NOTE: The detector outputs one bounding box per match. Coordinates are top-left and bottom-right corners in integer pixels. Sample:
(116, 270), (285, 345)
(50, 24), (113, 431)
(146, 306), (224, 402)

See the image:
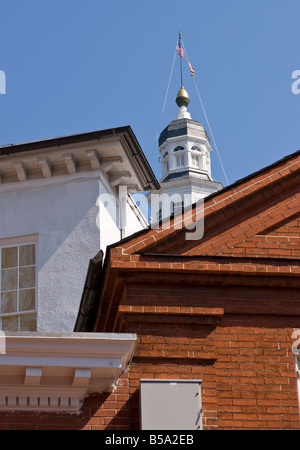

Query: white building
(0, 126), (159, 333)
(150, 86), (223, 219)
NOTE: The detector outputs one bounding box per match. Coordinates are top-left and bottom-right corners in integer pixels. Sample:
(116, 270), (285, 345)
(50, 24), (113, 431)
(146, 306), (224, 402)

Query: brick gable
(215, 210), (300, 259)
(94, 150), (300, 338)
(118, 149), (299, 259)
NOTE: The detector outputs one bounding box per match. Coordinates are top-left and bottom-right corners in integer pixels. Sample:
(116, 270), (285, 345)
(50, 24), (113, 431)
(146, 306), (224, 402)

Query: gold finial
(176, 86), (190, 108)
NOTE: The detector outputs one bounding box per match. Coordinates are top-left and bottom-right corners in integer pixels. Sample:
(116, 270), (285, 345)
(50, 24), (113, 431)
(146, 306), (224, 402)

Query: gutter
(121, 128), (160, 191)
(73, 251), (104, 332)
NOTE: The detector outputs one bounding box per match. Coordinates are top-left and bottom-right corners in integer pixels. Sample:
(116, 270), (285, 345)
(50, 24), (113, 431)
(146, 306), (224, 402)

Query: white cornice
(0, 332), (136, 413)
(0, 170), (102, 194)
(0, 137), (146, 194)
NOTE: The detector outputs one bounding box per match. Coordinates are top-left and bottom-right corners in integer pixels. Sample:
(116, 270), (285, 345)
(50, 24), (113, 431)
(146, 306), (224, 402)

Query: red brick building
(0, 148), (299, 430)
(78, 148), (300, 430)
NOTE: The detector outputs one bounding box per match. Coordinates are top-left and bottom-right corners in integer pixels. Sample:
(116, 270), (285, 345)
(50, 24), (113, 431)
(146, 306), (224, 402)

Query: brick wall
(212, 325), (298, 429)
(123, 324), (299, 430)
(115, 282), (300, 430)
(96, 281), (300, 430)
(0, 281), (298, 430)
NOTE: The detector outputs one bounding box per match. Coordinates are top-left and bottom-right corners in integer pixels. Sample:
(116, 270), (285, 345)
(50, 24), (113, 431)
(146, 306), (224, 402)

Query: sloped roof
(74, 149), (300, 332)
(106, 148), (300, 253)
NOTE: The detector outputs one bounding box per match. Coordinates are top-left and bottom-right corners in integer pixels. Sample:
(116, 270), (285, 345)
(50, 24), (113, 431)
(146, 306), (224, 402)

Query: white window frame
(191, 154), (200, 167)
(0, 234), (38, 331)
(174, 146), (185, 152)
(175, 153), (185, 168)
(174, 146), (186, 168)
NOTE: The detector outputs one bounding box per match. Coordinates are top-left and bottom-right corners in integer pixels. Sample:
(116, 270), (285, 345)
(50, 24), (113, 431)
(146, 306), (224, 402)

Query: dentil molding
(0, 332), (136, 413)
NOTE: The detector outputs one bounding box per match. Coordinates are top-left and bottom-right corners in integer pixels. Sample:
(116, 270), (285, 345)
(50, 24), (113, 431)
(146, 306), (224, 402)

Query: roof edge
(207, 148), (300, 202)
(0, 126), (133, 155)
(0, 125), (160, 192)
(105, 148), (300, 252)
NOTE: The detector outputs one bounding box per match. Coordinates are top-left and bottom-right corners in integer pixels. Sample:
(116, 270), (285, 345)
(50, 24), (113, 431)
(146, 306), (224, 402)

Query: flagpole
(179, 32), (183, 86)
(180, 51), (183, 86)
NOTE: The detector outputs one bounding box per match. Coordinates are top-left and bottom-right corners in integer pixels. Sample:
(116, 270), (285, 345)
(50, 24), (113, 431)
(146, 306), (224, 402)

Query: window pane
(19, 289), (35, 311)
(1, 247), (18, 269)
(20, 312), (37, 331)
(0, 243), (36, 332)
(2, 315), (18, 331)
(19, 245), (35, 267)
(19, 266), (35, 289)
(176, 156), (182, 167)
(1, 268), (18, 291)
(1, 291), (17, 314)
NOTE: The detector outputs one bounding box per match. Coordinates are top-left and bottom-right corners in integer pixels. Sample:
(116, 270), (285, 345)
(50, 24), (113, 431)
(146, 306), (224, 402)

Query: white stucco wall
(0, 177), (100, 331)
(0, 175), (148, 332)
(97, 187), (148, 253)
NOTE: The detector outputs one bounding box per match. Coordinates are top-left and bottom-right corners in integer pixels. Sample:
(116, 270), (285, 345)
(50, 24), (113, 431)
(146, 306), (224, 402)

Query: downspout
(295, 354), (300, 423)
(292, 328), (300, 424)
(73, 251), (103, 332)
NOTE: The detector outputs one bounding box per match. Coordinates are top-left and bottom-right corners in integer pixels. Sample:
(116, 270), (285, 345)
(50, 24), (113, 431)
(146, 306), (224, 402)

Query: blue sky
(0, 0), (300, 187)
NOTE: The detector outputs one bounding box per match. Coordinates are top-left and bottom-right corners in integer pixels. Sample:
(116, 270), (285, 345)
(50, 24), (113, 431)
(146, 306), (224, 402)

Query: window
(162, 159), (169, 175)
(0, 243), (37, 331)
(191, 146), (202, 168)
(191, 154), (200, 168)
(175, 154), (185, 167)
(191, 145), (202, 152)
(162, 151), (169, 175)
(174, 146), (185, 168)
(171, 201), (184, 215)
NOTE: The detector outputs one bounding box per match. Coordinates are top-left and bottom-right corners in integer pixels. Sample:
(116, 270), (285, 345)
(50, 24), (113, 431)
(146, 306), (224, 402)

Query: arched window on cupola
(191, 146), (202, 168)
(174, 146), (185, 168)
(162, 151), (169, 174)
(191, 145), (202, 152)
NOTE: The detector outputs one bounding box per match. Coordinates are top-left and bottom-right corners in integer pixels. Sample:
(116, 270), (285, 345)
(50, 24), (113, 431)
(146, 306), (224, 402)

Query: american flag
(176, 40), (184, 59)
